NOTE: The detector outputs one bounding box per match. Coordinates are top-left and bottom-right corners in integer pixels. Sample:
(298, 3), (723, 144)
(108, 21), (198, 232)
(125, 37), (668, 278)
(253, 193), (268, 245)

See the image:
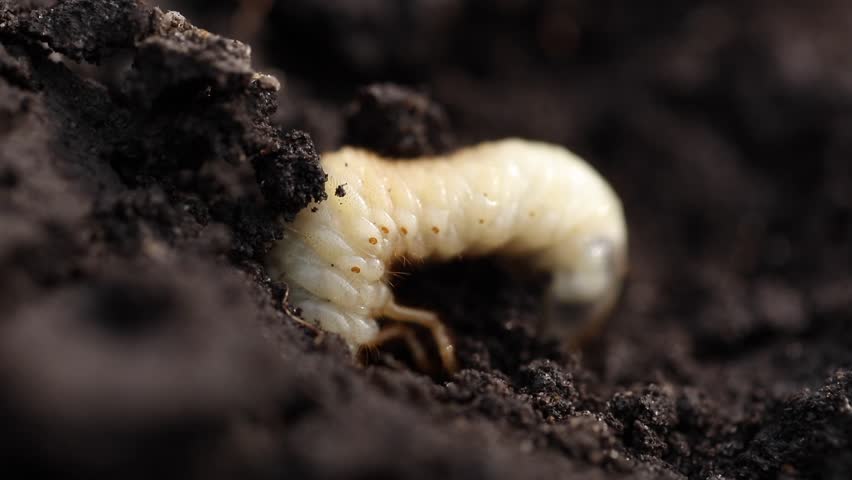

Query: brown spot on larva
(483, 192), (488, 197)
(351, 267), (361, 273)
(400, 227), (408, 235)
(432, 226), (440, 234)
(380, 226), (390, 234)
(479, 219), (485, 224)
(369, 237), (378, 245)
(529, 211), (536, 217)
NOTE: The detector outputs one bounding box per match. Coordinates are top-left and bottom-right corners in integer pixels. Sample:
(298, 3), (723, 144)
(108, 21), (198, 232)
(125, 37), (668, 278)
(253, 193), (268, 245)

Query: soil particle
(0, 43), (32, 89)
(127, 8), (253, 103)
(516, 359), (580, 422)
(344, 83), (454, 158)
(609, 384), (679, 458)
(251, 129), (327, 222)
(4, 0), (151, 63)
(736, 370), (852, 479)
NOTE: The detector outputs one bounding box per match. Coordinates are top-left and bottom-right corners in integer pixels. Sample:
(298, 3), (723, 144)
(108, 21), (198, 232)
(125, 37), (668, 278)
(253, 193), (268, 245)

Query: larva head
(542, 161), (628, 339)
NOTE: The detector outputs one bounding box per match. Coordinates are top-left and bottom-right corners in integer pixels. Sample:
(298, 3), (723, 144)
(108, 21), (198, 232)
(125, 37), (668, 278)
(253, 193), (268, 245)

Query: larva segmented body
(268, 139), (627, 369)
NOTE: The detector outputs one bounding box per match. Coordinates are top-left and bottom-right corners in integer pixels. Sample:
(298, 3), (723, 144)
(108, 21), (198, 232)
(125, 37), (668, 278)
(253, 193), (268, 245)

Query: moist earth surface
(1, 1), (851, 479)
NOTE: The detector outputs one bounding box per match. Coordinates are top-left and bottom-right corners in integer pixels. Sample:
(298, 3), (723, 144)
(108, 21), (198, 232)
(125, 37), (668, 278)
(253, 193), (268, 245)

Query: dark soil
(2, 1), (851, 479)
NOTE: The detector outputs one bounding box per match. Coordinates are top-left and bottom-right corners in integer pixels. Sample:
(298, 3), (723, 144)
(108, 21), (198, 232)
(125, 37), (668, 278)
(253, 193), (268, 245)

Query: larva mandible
(267, 139), (628, 372)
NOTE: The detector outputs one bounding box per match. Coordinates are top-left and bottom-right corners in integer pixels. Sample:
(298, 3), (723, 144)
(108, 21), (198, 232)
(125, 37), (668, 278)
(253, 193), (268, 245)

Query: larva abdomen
(387, 141), (623, 264)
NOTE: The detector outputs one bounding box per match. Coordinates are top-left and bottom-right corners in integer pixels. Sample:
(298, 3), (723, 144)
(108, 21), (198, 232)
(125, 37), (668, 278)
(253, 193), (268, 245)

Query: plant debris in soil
(1, 1), (852, 479)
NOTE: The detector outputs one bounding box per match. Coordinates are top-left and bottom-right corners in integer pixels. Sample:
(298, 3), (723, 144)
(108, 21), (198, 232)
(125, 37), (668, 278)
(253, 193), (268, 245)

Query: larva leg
(359, 324), (431, 373)
(381, 302), (458, 373)
(281, 286), (322, 334)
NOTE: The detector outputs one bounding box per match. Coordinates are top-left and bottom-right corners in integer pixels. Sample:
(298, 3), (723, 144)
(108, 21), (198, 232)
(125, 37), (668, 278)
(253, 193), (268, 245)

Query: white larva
(267, 138), (628, 371)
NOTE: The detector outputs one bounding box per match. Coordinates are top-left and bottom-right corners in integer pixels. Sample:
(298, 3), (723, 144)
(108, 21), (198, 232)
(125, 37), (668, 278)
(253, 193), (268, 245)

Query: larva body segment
(268, 139), (627, 361)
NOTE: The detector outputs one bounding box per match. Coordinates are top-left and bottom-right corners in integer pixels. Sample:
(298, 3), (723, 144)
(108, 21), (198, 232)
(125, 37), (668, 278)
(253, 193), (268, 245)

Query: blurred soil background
(1, 0), (851, 479)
